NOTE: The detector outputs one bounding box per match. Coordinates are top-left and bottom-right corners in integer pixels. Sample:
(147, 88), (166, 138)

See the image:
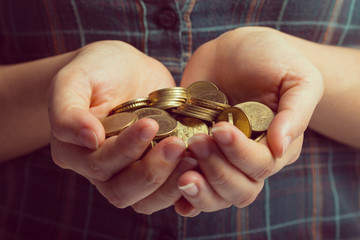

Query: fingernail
(139, 126), (155, 141)
(176, 157), (198, 174)
(79, 128), (99, 149)
(179, 182), (199, 197)
(164, 139), (186, 162)
(282, 136), (292, 156)
(187, 135), (210, 159)
(211, 126), (233, 145)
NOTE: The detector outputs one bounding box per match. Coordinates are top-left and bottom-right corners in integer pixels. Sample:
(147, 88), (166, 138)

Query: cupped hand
(176, 27), (324, 216)
(48, 40), (187, 209)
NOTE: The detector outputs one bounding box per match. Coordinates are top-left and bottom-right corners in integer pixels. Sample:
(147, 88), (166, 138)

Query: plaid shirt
(1, 0), (360, 239)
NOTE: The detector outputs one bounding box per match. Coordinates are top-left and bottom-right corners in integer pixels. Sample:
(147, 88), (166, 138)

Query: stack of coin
(110, 98), (150, 115)
(187, 81), (228, 105)
(148, 87), (188, 110)
(101, 81), (275, 145)
(172, 81), (230, 122)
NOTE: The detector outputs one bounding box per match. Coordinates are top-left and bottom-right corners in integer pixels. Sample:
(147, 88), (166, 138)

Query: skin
(173, 27), (360, 216)
(0, 27), (359, 216)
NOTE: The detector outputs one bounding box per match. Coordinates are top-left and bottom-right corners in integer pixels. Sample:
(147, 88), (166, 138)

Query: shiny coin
(228, 112), (234, 125)
(149, 101), (183, 110)
(253, 132), (266, 142)
(188, 98), (229, 111)
(101, 112), (138, 137)
(133, 107), (170, 119)
(187, 81), (219, 97)
(111, 98), (150, 115)
(172, 108), (214, 122)
(235, 101), (274, 132)
(194, 90), (228, 104)
(216, 107), (252, 137)
(147, 115), (177, 140)
(149, 87), (187, 98)
(175, 116), (209, 146)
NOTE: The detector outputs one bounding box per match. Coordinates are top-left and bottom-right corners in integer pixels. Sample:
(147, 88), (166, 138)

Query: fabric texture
(1, 0), (360, 239)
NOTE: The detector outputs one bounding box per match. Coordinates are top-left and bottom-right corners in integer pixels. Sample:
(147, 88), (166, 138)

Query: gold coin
(175, 116), (209, 146)
(172, 108), (214, 122)
(133, 107), (170, 119)
(193, 90), (228, 104)
(173, 103), (217, 122)
(149, 87), (187, 98)
(101, 112), (138, 137)
(149, 101), (183, 110)
(182, 104), (218, 116)
(235, 101), (274, 132)
(147, 115), (177, 140)
(228, 112), (234, 125)
(188, 97), (229, 111)
(187, 81), (219, 97)
(253, 132), (266, 142)
(111, 98), (149, 114)
(216, 107), (252, 137)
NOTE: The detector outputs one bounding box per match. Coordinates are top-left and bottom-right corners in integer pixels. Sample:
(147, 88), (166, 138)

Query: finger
(211, 122), (303, 181)
(48, 67), (105, 150)
(132, 155), (198, 215)
(187, 134), (263, 208)
(174, 197), (201, 217)
(94, 137), (186, 209)
(177, 170), (230, 212)
(267, 61), (323, 158)
(51, 118), (158, 181)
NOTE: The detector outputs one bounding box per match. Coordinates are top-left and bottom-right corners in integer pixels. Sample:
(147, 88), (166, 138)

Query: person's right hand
(48, 40), (187, 209)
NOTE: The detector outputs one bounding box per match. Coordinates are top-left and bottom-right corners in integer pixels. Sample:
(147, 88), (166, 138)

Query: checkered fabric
(1, 1), (360, 239)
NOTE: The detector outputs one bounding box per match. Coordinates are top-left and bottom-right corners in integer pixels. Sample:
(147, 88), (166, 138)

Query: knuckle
(250, 160), (275, 181)
(50, 117), (67, 141)
(51, 155), (68, 169)
(197, 198), (214, 211)
(88, 161), (109, 181)
(115, 132), (144, 161)
(157, 190), (181, 205)
(115, 143), (137, 163)
(233, 190), (258, 208)
(132, 202), (153, 215)
(143, 168), (164, 189)
(103, 186), (128, 209)
(207, 169), (232, 190)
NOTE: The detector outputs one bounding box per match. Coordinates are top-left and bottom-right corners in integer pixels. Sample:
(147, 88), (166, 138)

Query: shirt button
(156, 8), (178, 29)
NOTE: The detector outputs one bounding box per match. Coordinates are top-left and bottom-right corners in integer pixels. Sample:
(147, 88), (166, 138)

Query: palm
(181, 27), (323, 157)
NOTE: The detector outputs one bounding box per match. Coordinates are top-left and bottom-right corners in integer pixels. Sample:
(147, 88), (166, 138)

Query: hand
(48, 40), (187, 209)
(176, 27), (324, 216)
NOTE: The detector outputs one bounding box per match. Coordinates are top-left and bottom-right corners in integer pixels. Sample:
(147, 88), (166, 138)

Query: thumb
(48, 68), (105, 149)
(267, 64), (323, 158)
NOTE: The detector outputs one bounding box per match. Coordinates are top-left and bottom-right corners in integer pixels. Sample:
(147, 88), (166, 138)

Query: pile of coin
(101, 81), (275, 146)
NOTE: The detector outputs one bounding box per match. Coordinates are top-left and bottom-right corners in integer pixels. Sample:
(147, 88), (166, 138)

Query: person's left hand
(173, 27), (323, 216)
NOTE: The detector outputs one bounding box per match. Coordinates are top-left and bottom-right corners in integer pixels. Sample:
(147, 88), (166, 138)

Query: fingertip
(266, 113), (294, 158)
(179, 182), (199, 197)
(137, 118), (159, 141)
(52, 107), (105, 149)
(174, 197), (196, 217)
(79, 128), (99, 150)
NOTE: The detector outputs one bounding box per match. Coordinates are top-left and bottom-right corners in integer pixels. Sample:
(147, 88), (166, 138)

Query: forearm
(281, 31), (360, 148)
(0, 51), (78, 161)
